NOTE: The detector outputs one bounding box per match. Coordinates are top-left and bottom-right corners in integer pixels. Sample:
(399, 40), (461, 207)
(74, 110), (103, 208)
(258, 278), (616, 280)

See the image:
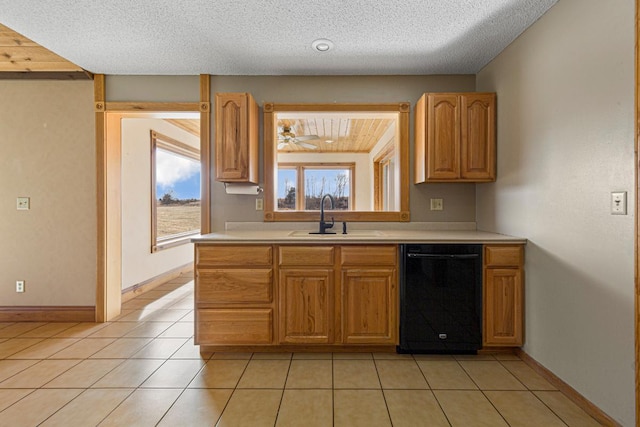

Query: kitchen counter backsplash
(224, 221), (478, 232)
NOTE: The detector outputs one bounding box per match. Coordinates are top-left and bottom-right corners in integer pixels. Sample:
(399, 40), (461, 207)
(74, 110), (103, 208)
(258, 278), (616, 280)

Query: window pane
(304, 169), (350, 210)
(277, 168), (297, 210)
(156, 148), (201, 239)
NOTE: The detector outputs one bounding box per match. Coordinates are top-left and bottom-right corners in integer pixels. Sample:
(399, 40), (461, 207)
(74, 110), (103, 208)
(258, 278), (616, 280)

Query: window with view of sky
(152, 131), (201, 250)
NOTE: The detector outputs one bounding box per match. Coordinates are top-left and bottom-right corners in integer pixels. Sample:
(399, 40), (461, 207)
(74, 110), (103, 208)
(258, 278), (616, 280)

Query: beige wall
(105, 75), (200, 102)
(209, 75), (477, 231)
(476, 0), (635, 424)
(103, 75), (478, 231)
(0, 80), (96, 306)
(120, 117), (198, 290)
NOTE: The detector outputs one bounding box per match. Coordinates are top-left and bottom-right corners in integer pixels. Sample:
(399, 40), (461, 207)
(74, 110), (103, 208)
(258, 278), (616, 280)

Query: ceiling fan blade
(297, 141), (318, 150)
(277, 142), (287, 150)
(294, 135), (320, 141)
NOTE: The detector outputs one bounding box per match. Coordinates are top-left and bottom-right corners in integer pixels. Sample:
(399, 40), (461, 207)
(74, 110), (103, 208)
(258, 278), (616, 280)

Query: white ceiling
(0, 0), (557, 75)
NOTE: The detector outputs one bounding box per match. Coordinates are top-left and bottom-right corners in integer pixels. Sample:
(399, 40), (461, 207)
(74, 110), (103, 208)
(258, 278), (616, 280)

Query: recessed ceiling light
(312, 39), (334, 52)
(325, 140), (334, 143)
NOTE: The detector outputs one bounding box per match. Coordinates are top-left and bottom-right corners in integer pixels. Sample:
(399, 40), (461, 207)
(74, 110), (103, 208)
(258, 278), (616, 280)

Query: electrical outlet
(611, 192), (627, 215)
(16, 280), (25, 293)
(430, 198), (443, 211)
(17, 197), (30, 210)
(255, 198), (264, 211)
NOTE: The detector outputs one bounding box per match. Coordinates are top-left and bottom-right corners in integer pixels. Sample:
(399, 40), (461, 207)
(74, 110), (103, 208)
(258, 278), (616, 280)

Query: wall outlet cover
(17, 197), (30, 210)
(430, 198), (443, 211)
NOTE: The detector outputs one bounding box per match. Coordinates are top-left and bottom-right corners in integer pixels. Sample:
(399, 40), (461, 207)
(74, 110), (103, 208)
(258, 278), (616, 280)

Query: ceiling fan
(277, 123), (320, 150)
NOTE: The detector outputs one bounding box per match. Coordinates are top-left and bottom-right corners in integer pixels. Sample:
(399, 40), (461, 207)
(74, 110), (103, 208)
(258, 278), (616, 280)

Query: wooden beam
(95, 74), (107, 323)
(0, 71), (91, 80)
(635, 0), (639, 423)
(105, 102), (199, 111)
(200, 74), (211, 234)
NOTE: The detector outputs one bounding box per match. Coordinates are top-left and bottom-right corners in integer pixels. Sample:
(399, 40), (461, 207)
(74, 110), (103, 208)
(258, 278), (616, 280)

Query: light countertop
(192, 229), (526, 244)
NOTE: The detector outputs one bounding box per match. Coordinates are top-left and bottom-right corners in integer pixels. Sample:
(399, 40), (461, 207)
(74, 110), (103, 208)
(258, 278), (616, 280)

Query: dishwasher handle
(406, 253), (479, 260)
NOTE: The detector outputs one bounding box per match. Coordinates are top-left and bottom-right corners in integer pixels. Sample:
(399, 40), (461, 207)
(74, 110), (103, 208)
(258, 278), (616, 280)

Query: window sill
(152, 232), (200, 253)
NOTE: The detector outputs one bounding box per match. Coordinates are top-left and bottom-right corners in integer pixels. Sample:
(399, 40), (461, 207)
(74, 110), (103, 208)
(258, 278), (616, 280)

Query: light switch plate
(611, 191), (627, 215)
(16, 197), (30, 210)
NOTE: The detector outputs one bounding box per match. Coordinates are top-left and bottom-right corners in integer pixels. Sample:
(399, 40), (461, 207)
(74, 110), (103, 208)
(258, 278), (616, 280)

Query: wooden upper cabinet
(427, 94), (460, 180)
(461, 93), (496, 180)
(415, 92), (496, 183)
(215, 92), (258, 183)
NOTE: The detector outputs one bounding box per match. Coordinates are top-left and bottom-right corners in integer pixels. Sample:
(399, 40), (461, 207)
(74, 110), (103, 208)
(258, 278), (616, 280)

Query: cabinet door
(279, 269), (333, 344)
(461, 93), (496, 181)
(215, 93), (258, 183)
(484, 268), (523, 346)
(427, 94), (460, 180)
(341, 269), (397, 344)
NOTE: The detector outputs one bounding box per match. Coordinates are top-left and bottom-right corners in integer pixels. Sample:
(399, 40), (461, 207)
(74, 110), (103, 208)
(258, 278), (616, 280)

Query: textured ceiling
(0, 0), (557, 75)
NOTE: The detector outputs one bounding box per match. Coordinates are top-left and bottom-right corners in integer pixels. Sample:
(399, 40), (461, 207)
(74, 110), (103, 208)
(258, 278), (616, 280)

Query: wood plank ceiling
(165, 119), (200, 137)
(0, 23), (90, 79)
(277, 118), (395, 153)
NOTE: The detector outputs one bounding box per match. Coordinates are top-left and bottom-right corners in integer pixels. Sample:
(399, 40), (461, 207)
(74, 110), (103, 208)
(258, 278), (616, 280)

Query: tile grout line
(371, 355), (394, 426)
(271, 354), (292, 427)
(213, 355), (256, 427)
(495, 359), (574, 427)
(453, 355), (514, 426)
(412, 354), (456, 427)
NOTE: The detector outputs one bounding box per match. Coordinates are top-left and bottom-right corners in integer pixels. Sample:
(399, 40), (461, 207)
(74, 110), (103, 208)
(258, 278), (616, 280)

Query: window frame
(150, 130), (201, 253)
(277, 162), (355, 211)
(373, 141), (396, 211)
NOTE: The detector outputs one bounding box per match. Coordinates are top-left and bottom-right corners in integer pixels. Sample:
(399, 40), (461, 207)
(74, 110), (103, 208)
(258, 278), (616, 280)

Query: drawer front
(197, 245), (272, 267)
(196, 308), (273, 345)
(341, 245), (397, 266)
(279, 246), (335, 266)
(197, 269), (272, 304)
(484, 245), (524, 267)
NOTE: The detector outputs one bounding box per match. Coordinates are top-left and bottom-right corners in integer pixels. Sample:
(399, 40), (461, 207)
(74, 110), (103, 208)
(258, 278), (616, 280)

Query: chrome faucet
(317, 194), (336, 234)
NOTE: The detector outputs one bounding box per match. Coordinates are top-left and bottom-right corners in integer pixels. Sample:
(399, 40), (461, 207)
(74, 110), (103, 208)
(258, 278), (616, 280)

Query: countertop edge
(191, 230), (527, 245)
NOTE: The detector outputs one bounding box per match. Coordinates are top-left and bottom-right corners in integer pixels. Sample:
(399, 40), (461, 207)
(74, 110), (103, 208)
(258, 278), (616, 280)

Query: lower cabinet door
(196, 308), (273, 345)
(483, 268), (523, 346)
(341, 269), (397, 344)
(278, 269), (333, 344)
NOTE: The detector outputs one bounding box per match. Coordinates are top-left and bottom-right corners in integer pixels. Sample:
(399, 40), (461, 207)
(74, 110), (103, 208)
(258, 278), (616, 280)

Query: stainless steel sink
(287, 230), (385, 238)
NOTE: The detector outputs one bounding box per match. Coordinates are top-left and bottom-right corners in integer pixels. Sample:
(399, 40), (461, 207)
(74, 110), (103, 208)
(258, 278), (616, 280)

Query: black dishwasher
(398, 244), (483, 354)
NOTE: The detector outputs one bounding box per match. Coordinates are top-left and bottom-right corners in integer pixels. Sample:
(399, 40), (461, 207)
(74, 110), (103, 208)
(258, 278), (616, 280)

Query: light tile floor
(0, 273), (603, 426)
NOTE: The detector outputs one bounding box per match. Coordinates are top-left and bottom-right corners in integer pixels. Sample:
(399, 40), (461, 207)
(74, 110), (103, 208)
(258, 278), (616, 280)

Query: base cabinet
(197, 308), (273, 345)
(195, 245), (275, 345)
(483, 245), (524, 346)
(195, 243), (398, 348)
(342, 269), (397, 344)
(278, 268), (333, 344)
(194, 242), (523, 349)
